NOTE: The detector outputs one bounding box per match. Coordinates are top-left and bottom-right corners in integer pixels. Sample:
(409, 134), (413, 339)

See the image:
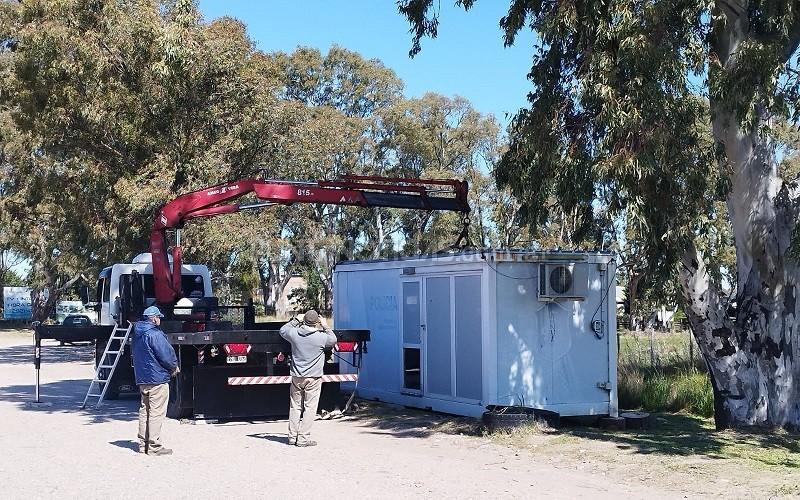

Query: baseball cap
(143, 305), (165, 318)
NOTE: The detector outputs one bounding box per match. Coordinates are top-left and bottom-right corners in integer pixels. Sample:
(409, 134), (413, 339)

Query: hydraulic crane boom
(151, 175), (470, 305)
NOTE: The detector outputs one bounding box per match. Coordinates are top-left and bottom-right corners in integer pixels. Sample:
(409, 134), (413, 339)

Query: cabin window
(141, 274), (204, 298)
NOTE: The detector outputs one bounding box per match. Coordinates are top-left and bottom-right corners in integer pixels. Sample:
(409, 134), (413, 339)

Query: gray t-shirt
(279, 320), (337, 377)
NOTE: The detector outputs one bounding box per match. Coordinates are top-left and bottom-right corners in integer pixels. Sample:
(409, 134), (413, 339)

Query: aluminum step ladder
(81, 322), (133, 409)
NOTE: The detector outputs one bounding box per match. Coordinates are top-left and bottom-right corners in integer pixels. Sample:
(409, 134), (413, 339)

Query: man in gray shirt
(279, 309), (337, 447)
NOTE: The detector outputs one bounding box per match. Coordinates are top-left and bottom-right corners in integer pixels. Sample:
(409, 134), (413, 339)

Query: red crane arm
(151, 175), (470, 305)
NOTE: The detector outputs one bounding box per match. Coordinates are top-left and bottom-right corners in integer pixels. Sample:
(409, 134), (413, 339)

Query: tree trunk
(318, 258), (334, 315)
(30, 273), (81, 322)
(681, 3), (800, 428)
(258, 258), (293, 317)
(30, 287), (56, 323)
(679, 237), (800, 428)
(628, 270), (642, 331)
(682, 125), (800, 428)
(372, 211), (385, 259)
(677, 0), (800, 429)
(477, 203), (487, 247)
(257, 262), (277, 316)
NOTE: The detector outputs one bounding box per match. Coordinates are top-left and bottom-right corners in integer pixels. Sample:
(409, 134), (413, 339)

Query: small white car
(55, 301), (96, 324)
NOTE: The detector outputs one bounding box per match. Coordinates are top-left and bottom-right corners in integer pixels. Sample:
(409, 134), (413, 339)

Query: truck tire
(94, 342), (120, 400)
(102, 372), (120, 400)
(167, 374), (192, 419)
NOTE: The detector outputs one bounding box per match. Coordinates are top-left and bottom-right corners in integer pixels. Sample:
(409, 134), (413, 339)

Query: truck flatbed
(35, 324), (370, 345)
(34, 324), (113, 343)
(167, 329), (370, 345)
(32, 322), (370, 420)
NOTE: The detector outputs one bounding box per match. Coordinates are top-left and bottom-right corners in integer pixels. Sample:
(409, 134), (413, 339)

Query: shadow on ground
(339, 400), (480, 439)
(0, 339), (96, 365)
(247, 433), (291, 445)
(559, 413), (800, 468)
(339, 400), (800, 470)
(110, 440), (140, 453)
(0, 378), (138, 423)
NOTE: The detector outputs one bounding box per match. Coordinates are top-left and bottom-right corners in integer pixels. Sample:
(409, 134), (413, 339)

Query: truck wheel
(94, 340), (120, 400)
(167, 375), (192, 419)
(103, 382), (120, 400)
(94, 367), (120, 400)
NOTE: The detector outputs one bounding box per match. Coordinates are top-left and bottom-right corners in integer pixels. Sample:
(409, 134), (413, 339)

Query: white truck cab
(94, 253), (213, 325)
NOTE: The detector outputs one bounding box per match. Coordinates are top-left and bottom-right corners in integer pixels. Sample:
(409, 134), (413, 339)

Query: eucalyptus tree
(401, 0), (800, 429)
(0, 0), (296, 318)
(382, 93), (503, 252)
(273, 46), (406, 310)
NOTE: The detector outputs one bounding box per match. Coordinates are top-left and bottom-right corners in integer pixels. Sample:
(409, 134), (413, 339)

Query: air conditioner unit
(538, 263), (587, 301)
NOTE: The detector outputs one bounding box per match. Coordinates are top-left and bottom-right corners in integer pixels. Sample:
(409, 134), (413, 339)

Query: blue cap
(143, 305), (164, 318)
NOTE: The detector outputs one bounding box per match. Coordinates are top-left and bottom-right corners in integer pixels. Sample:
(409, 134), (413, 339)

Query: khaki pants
(138, 383), (169, 453)
(288, 376), (323, 445)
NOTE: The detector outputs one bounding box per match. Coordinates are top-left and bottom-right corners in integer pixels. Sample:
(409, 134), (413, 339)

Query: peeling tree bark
(680, 0), (800, 429)
(372, 210), (385, 260)
(628, 270), (642, 331)
(258, 257), (293, 317)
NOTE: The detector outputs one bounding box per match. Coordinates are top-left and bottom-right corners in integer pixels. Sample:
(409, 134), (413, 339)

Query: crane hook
(451, 215), (474, 250)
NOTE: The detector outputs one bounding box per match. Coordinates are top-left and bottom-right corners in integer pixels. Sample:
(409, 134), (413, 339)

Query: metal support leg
(27, 327), (52, 408)
(34, 330), (40, 402)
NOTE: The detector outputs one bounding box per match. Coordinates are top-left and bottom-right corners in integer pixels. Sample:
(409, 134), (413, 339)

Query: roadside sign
(3, 286), (33, 320)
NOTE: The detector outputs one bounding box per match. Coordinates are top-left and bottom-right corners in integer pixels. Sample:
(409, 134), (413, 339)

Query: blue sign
(3, 287), (32, 320)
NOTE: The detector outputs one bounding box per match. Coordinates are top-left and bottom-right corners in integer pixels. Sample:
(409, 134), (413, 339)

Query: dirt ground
(0, 329), (796, 499)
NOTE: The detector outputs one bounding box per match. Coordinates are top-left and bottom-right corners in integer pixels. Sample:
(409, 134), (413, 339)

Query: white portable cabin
(333, 250), (618, 418)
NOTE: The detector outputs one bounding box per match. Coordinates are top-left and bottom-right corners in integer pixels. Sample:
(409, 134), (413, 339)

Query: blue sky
(198, 1), (536, 127)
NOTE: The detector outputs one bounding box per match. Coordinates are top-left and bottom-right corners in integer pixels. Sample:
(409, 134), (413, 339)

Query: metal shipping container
(333, 250), (618, 418)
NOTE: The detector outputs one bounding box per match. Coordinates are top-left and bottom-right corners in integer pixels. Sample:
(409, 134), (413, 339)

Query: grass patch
(561, 413), (800, 470)
(618, 330), (713, 417)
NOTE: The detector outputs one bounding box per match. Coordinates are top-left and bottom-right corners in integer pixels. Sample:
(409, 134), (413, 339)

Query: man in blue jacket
(132, 305), (177, 456)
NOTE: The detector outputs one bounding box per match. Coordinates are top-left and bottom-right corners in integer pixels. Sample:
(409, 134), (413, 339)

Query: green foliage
(0, 0), (297, 312)
(399, 0), (800, 301)
(381, 93), (503, 252)
(619, 368), (714, 417)
(287, 264), (326, 314)
(618, 331), (713, 417)
(776, 118), (800, 180)
(398, 0), (477, 57)
(0, 267), (24, 286)
(495, 1), (719, 286)
(0, 1), (512, 318)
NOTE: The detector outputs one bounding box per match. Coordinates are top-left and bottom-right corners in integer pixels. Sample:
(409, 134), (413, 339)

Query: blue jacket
(131, 320), (177, 385)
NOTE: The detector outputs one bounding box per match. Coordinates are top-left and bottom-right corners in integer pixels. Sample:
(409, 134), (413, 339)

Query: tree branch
(783, 11), (800, 63)
(712, 0), (749, 68)
(716, 0), (746, 18)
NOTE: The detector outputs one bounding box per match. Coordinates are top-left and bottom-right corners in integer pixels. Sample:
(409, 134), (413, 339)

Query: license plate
(226, 355), (247, 364)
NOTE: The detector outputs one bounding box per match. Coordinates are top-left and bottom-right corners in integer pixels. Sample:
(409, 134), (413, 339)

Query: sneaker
(287, 437), (297, 446)
(149, 447), (173, 456)
(295, 441), (317, 447)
